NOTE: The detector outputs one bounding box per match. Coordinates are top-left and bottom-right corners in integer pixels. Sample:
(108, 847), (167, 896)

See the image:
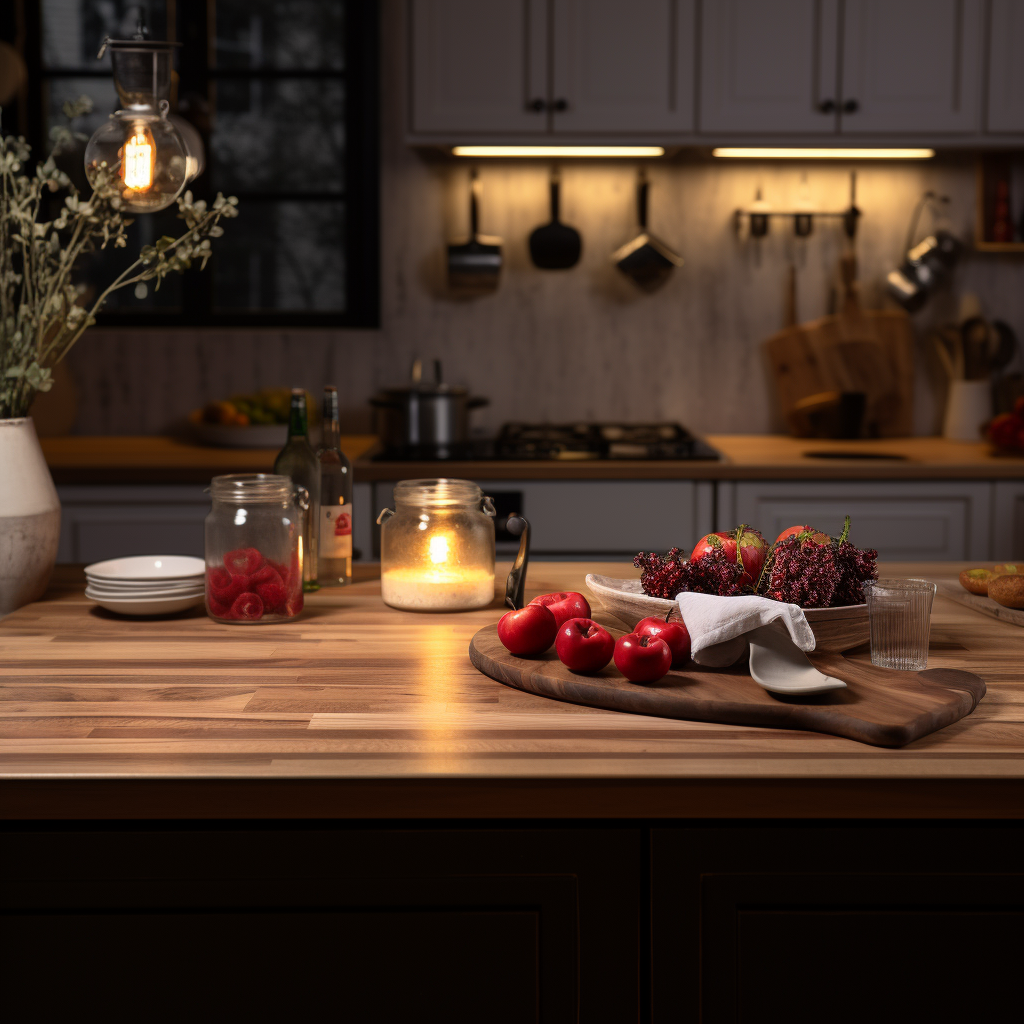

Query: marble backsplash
(60, 8), (1024, 439)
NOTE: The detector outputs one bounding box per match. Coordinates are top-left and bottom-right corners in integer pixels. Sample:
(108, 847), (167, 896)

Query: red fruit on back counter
(229, 591), (264, 621)
(690, 526), (767, 587)
(224, 547), (265, 576)
(634, 615), (691, 668)
(498, 604), (558, 656)
(529, 591), (591, 629)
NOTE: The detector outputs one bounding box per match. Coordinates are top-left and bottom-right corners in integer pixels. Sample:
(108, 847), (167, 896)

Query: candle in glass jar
(381, 530), (494, 611)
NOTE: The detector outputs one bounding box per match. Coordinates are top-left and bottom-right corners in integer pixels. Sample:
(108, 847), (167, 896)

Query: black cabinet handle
(843, 98), (859, 114)
(552, 98), (568, 112)
(527, 98), (545, 112)
(818, 99), (836, 114)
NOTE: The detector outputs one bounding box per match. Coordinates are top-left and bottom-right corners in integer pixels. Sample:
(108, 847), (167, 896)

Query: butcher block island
(3, 562), (1024, 1021)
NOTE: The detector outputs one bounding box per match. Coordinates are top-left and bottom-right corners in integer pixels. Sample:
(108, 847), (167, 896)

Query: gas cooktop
(371, 423), (721, 462)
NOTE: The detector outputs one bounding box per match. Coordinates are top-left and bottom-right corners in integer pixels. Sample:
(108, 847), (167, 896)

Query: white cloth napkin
(676, 592), (817, 667)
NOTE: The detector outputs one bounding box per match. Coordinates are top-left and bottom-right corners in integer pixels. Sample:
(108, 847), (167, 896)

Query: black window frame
(8, 0), (380, 329)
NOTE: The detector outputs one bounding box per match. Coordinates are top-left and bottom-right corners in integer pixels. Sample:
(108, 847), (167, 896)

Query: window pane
(212, 201), (345, 312)
(44, 76), (120, 144)
(210, 79), (345, 194)
(42, 1), (168, 70)
(214, 0), (344, 71)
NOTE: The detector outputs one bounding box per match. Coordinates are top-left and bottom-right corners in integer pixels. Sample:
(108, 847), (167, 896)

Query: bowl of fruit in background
(985, 397), (1024, 456)
(189, 388), (318, 448)
(587, 520), (876, 655)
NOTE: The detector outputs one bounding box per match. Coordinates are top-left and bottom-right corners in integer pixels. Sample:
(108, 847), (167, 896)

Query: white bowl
(84, 589), (206, 616)
(585, 573), (870, 654)
(190, 421), (288, 449)
(85, 555), (206, 582)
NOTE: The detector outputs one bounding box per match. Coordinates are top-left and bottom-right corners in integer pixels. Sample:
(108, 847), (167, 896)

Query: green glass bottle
(316, 386), (353, 587)
(273, 388), (320, 591)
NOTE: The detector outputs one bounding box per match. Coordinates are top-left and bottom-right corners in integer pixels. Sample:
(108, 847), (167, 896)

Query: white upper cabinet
(839, 0), (984, 134)
(550, 0), (695, 133)
(699, 0), (840, 134)
(987, 0), (1024, 132)
(409, 0), (548, 134)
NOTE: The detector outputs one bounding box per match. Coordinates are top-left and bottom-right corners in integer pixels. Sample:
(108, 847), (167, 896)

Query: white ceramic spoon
(747, 624), (847, 696)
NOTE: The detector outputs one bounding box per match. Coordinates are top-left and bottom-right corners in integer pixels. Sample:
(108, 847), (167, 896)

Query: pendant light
(83, 23), (202, 213)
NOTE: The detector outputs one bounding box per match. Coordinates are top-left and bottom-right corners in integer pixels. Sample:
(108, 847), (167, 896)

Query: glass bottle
(273, 388), (320, 590)
(316, 386), (353, 586)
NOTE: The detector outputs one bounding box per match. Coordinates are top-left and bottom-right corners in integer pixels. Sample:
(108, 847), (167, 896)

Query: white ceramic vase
(0, 418), (61, 617)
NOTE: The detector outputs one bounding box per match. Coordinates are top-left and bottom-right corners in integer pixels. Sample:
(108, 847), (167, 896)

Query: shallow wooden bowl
(585, 574), (869, 654)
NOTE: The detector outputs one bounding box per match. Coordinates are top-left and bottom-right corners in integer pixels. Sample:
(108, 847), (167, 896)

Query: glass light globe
(84, 107), (190, 213)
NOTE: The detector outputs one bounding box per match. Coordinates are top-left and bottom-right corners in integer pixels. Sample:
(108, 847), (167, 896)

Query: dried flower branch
(1, 98), (238, 418)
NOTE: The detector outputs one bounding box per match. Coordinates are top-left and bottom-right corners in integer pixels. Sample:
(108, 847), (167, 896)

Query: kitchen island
(3, 562), (1023, 1020)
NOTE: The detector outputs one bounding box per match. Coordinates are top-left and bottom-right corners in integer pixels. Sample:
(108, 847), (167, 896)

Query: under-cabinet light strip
(712, 147), (935, 159)
(451, 146), (666, 158)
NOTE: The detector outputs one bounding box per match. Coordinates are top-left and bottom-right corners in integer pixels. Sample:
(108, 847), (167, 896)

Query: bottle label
(320, 504), (353, 558)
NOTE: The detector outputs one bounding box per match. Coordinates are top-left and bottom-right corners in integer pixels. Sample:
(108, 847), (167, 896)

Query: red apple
(613, 632), (672, 683)
(690, 526), (767, 586)
(554, 617), (614, 674)
(497, 604), (558, 656)
(634, 615), (691, 668)
(529, 591), (592, 629)
(775, 524), (813, 545)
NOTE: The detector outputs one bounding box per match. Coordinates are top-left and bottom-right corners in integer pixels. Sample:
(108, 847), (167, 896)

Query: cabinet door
(993, 482), (1024, 559)
(987, 0), (1024, 132)
(699, 0), (839, 134)
(839, 0), (983, 134)
(719, 480), (992, 561)
(549, 0), (695, 133)
(653, 825), (1024, 1022)
(409, 0), (548, 135)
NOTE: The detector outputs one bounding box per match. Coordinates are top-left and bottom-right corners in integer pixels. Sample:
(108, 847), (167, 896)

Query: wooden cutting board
(469, 624), (984, 748)
(936, 579), (1024, 628)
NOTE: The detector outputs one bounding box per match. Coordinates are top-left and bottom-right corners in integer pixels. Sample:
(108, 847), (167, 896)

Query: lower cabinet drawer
(720, 480), (994, 561)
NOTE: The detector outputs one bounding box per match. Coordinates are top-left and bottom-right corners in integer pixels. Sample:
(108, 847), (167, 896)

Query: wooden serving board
(469, 625), (985, 748)
(937, 579), (1024, 628)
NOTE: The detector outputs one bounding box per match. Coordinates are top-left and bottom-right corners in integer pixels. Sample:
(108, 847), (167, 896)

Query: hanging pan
(529, 168), (582, 270)
(612, 169), (683, 290)
(447, 169), (502, 291)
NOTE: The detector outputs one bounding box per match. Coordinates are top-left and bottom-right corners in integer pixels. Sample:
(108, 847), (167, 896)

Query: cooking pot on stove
(371, 359), (489, 451)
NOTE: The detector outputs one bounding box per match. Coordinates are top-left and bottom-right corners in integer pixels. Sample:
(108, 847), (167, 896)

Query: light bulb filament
(123, 128), (154, 190)
(428, 534), (449, 564)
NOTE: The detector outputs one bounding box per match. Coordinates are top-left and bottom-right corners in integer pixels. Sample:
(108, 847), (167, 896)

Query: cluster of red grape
(760, 524), (877, 608)
(633, 546), (745, 599)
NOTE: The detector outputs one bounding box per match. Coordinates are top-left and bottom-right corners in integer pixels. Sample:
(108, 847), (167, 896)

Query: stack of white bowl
(84, 555), (206, 616)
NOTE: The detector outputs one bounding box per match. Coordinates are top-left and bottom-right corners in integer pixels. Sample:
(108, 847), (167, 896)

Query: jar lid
(394, 478), (483, 507)
(210, 473), (294, 502)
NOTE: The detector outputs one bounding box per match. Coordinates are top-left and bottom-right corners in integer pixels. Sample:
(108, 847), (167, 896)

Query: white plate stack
(84, 555), (206, 616)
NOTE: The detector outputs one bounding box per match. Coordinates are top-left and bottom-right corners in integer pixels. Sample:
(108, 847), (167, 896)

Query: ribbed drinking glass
(864, 578), (937, 671)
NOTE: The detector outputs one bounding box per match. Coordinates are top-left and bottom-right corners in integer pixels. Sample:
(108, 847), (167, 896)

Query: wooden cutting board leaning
(763, 256), (915, 437)
(469, 624), (984, 749)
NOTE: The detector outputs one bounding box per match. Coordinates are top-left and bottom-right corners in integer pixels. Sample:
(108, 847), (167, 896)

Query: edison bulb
(84, 111), (191, 213)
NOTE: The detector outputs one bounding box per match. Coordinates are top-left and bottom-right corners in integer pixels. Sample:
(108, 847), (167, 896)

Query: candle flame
(123, 127), (154, 190)
(428, 534), (450, 564)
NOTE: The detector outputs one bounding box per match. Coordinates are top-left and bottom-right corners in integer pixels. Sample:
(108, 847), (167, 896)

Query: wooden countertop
(2, 561), (1023, 821)
(40, 434), (1024, 484)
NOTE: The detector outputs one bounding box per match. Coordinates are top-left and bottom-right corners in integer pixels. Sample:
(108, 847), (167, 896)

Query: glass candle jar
(377, 479), (496, 612)
(204, 473), (307, 623)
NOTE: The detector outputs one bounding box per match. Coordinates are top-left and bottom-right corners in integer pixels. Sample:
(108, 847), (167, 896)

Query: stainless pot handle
(376, 507), (395, 525)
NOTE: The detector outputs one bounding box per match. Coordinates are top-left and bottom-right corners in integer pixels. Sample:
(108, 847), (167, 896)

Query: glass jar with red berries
(204, 474), (308, 623)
